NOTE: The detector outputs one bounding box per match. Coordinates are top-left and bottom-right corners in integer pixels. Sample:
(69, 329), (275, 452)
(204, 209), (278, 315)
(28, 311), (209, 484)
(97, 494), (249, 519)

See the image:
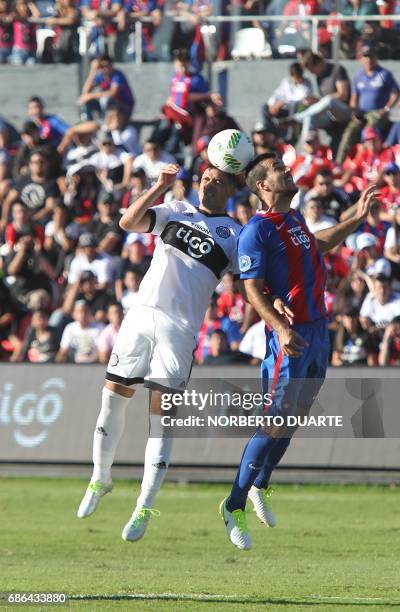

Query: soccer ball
(207, 129), (254, 174)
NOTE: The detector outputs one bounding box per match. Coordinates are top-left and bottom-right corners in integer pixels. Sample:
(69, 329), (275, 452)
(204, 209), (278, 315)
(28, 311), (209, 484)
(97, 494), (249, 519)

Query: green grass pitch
(2, 478), (400, 611)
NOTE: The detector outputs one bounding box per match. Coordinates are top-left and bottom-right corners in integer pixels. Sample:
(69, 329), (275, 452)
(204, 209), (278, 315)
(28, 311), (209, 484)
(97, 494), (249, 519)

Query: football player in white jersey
(77, 163), (242, 541)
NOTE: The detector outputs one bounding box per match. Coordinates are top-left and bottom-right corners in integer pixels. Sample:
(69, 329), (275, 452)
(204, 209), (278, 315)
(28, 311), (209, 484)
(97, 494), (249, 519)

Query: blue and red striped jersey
(238, 209), (327, 324)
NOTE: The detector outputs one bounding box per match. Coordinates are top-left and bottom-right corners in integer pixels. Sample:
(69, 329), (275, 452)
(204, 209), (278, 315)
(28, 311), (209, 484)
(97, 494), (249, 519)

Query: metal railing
(26, 13), (400, 65)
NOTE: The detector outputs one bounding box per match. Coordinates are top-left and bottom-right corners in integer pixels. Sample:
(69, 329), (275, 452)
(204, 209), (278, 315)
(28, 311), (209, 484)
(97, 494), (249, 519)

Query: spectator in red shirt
(5, 201), (44, 249)
(380, 163), (400, 217)
(290, 131), (334, 189)
(342, 126), (392, 192)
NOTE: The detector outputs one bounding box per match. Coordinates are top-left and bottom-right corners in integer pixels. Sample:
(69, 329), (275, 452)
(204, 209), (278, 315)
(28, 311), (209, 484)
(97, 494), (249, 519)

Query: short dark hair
(302, 50), (323, 67)
(315, 168), (333, 179)
(21, 121), (40, 136)
(289, 62), (303, 78)
(98, 53), (112, 63)
(28, 96), (43, 106)
(245, 153), (277, 195)
(29, 147), (47, 160)
(207, 164), (238, 189)
(33, 308), (49, 318)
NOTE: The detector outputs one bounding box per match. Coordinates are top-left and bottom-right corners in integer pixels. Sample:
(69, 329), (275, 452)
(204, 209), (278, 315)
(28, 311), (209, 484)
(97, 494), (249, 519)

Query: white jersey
(137, 200), (240, 333)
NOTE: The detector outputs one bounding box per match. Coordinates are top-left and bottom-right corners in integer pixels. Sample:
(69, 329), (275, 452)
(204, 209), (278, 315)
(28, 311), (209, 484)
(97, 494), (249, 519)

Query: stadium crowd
(1, 0), (400, 64)
(1, 45), (400, 367)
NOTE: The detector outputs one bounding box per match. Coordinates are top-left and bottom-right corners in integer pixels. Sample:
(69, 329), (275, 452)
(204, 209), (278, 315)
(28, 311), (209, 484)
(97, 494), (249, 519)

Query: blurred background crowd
(0, 42), (400, 367)
(1, 0), (400, 65)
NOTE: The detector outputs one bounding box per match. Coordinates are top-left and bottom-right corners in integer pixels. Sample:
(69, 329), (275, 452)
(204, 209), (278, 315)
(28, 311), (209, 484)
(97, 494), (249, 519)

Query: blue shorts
(261, 318), (329, 419)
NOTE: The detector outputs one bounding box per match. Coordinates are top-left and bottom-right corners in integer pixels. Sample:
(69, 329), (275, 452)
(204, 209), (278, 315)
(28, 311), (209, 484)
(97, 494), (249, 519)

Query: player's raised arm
(314, 185), (377, 254)
(244, 278), (307, 357)
(119, 164), (179, 233)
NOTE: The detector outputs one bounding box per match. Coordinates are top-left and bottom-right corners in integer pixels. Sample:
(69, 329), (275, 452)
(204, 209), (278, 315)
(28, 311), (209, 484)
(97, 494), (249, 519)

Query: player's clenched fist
(155, 164), (180, 190)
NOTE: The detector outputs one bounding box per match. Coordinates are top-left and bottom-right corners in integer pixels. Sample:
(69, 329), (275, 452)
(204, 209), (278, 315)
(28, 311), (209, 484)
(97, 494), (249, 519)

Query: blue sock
(226, 430), (278, 511)
(253, 438), (291, 490)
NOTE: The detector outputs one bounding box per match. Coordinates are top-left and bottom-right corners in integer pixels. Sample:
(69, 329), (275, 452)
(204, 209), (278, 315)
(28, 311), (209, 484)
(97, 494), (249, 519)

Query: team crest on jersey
(216, 226), (230, 239)
(239, 255), (252, 272)
(183, 212), (194, 217)
(109, 352), (119, 367)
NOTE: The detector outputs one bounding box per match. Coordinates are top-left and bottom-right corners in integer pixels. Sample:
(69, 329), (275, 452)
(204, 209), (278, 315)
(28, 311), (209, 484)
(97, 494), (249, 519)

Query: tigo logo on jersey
(288, 226), (311, 249)
(176, 227), (214, 259)
(239, 255), (252, 272)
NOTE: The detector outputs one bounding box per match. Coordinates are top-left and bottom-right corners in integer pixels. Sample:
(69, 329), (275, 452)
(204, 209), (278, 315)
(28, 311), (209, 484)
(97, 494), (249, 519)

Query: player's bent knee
(104, 380), (135, 398)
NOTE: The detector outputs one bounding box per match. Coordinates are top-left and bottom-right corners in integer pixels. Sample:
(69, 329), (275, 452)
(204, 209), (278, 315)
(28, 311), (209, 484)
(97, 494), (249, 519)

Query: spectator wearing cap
(62, 269), (112, 325)
(380, 164), (400, 215)
(337, 45), (400, 163)
(56, 300), (104, 363)
(360, 274), (400, 362)
(78, 55), (135, 121)
(1, 148), (60, 231)
(353, 232), (391, 278)
(384, 204), (400, 286)
(96, 302), (123, 363)
(303, 196), (337, 234)
(132, 140), (176, 184)
(341, 126), (392, 192)
(86, 188), (123, 256)
(379, 315), (400, 365)
(27, 96), (70, 147)
(67, 232), (114, 289)
(303, 168), (350, 221)
(355, 199), (390, 256)
(90, 130), (133, 191)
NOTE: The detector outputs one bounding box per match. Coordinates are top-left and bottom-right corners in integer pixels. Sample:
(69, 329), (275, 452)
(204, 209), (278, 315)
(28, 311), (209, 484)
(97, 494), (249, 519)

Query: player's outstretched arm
(119, 164), (179, 232)
(244, 278), (307, 357)
(315, 185), (377, 254)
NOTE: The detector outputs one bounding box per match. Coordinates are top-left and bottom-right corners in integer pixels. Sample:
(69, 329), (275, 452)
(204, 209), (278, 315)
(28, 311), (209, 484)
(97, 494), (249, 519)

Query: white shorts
(105, 304), (196, 391)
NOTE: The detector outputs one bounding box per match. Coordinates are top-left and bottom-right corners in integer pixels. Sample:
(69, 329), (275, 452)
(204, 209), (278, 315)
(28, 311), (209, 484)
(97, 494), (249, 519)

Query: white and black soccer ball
(207, 129), (254, 175)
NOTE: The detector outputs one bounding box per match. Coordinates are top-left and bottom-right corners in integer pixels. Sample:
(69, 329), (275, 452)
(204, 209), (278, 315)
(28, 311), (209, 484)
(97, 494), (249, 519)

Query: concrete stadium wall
(1, 60), (400, 134)
(0, 364), (399, 482)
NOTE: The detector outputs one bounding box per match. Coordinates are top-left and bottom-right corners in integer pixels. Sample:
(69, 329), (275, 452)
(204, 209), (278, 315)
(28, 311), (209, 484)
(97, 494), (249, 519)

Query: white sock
(91, 387), (131, 484)
(137, 415), (173, 508)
